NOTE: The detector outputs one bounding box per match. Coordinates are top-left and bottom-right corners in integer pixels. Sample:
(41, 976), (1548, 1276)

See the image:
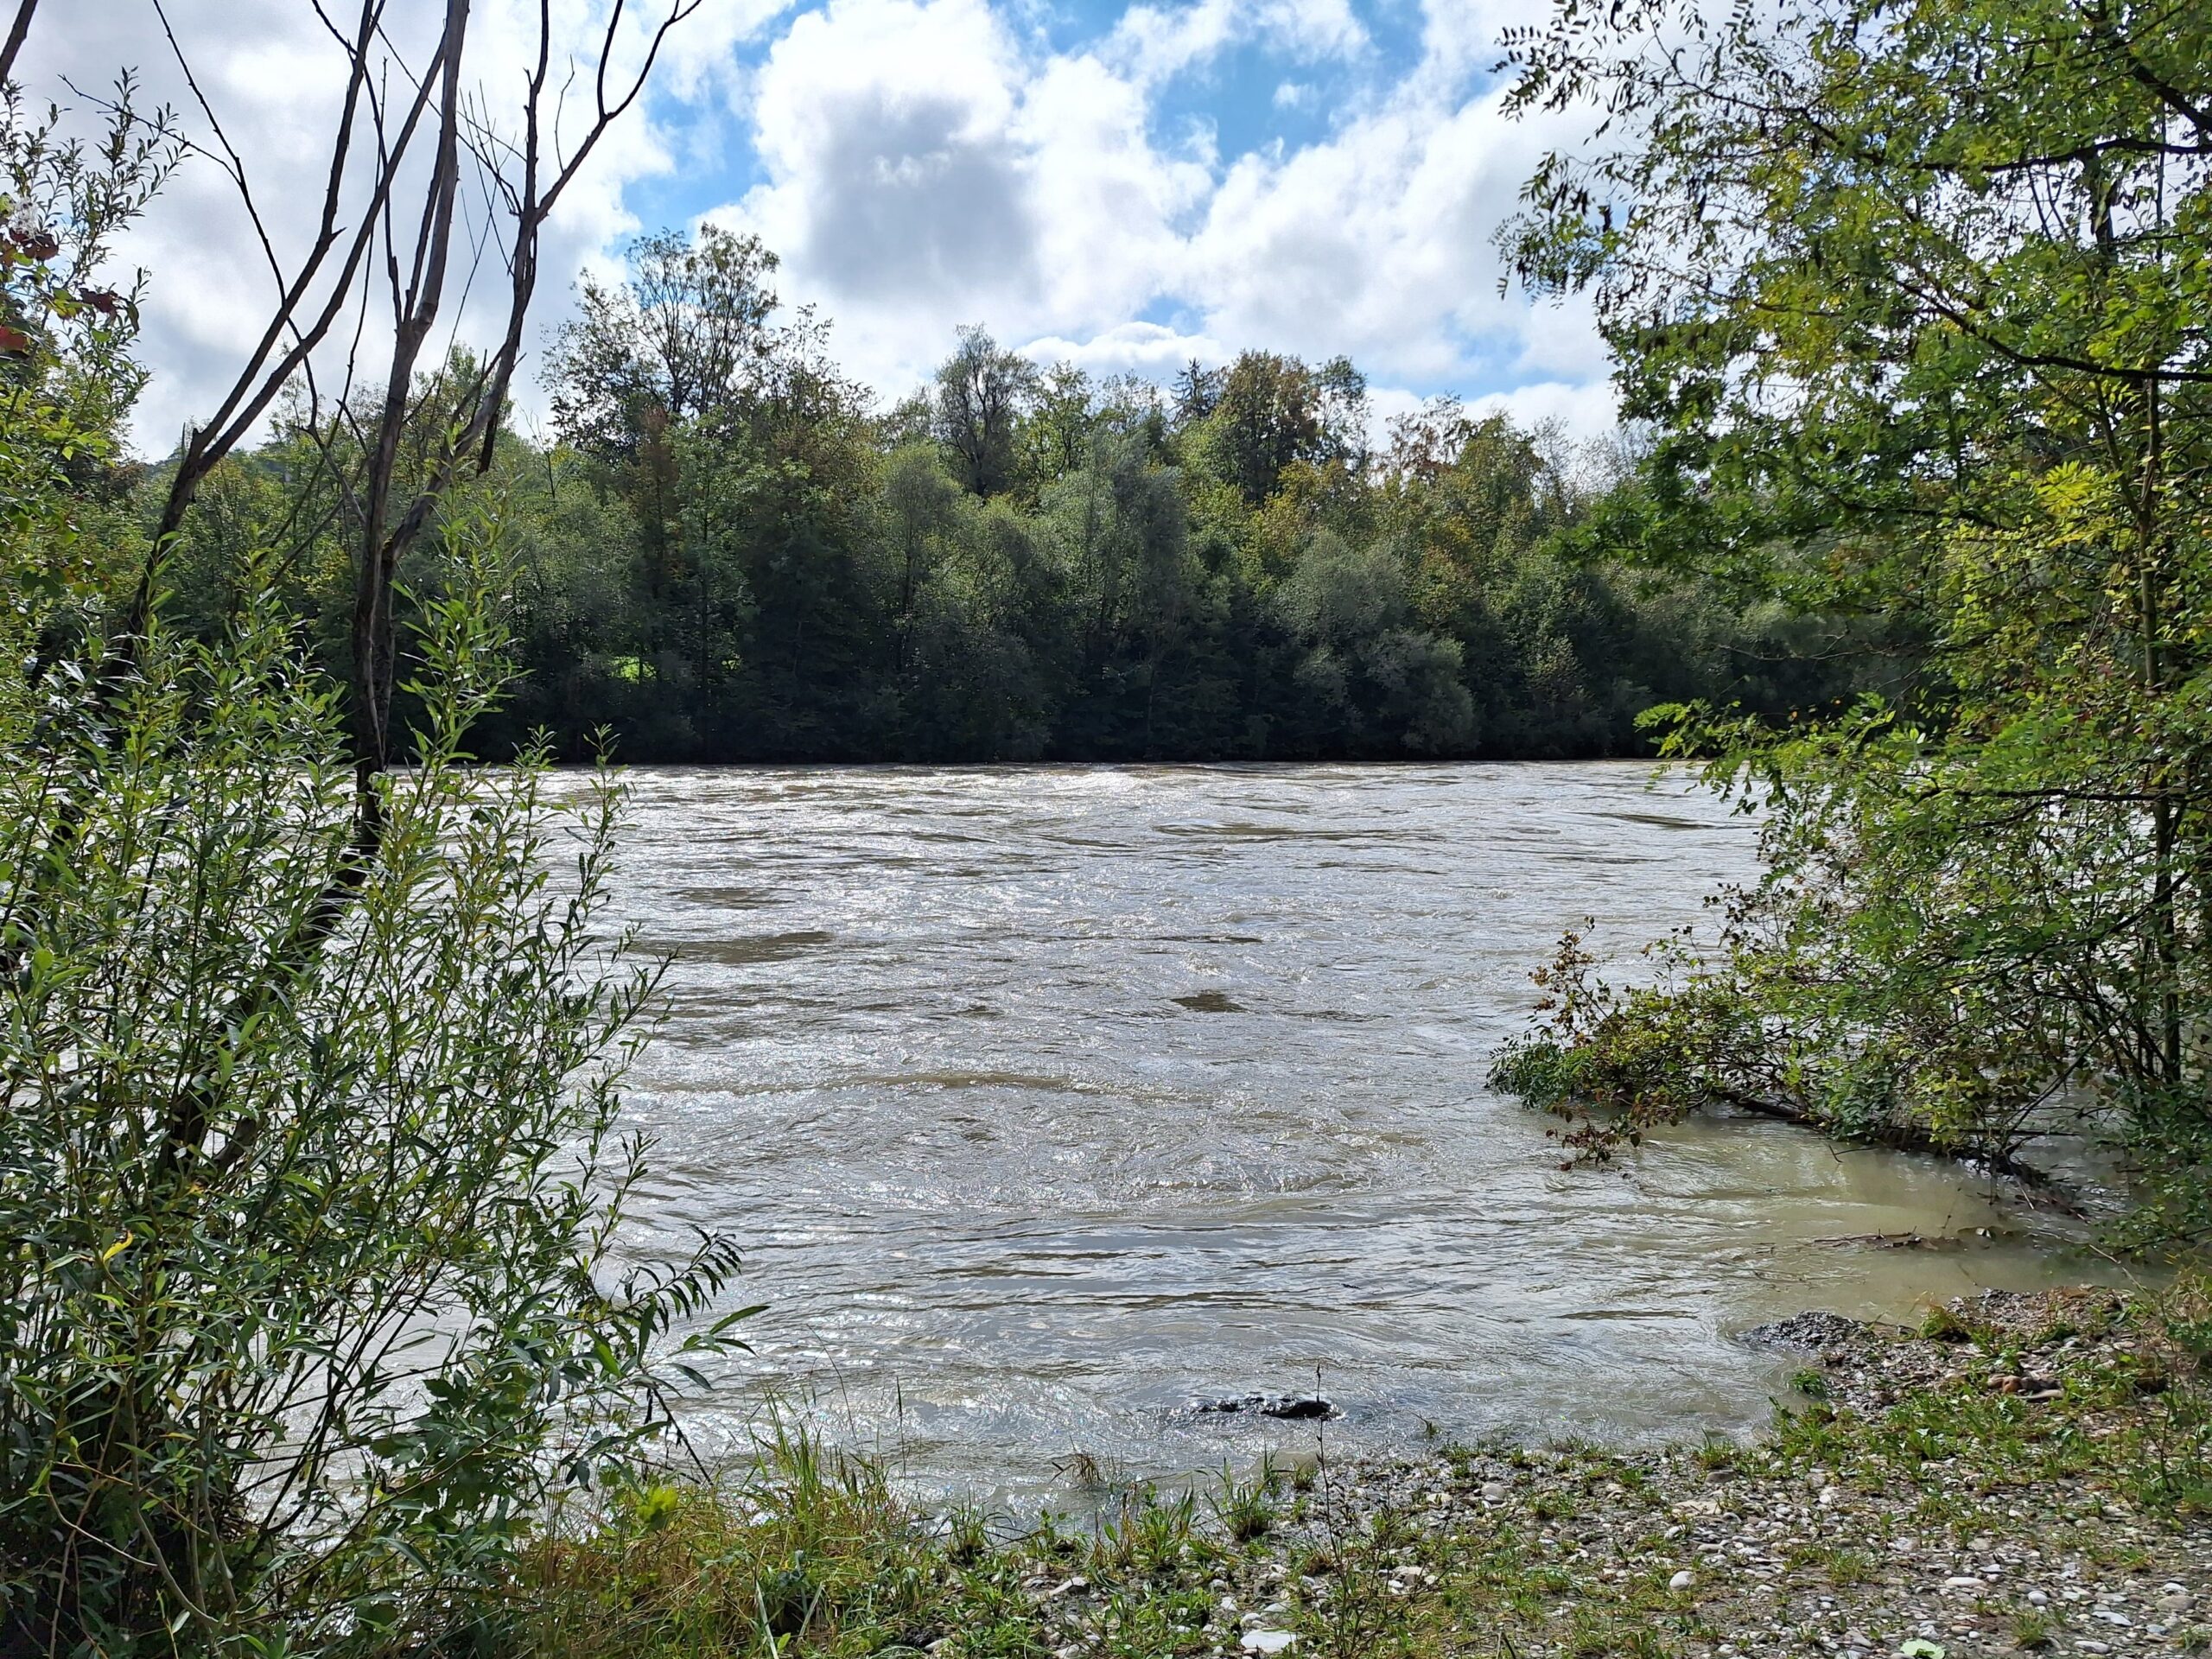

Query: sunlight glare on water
(577, 761), (2130, 1499)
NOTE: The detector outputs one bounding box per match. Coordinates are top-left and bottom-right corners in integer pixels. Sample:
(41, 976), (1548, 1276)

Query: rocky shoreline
(979, 1288), (2211, 1659)
(530, 1285), (2211, 1659)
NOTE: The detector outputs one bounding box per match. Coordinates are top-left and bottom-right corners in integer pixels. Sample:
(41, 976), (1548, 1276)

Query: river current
(586, 762), (2128, 1501)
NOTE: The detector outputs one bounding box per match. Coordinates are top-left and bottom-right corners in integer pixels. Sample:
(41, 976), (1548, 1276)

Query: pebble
(1015, 1290), (2209, 1659)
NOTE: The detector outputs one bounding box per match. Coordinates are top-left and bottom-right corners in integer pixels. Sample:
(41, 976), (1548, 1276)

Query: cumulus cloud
(16, 0), (1618, 452)
(1471, 378), (1618, 438)
(1106, 0), (1368, 88)
(1017, 321), (1227, 380)
(706, 0), (1613, 427)
(714, 0), (1209, 398)
(1186, 84), (1589, 384)
(15, 0), (765, 451)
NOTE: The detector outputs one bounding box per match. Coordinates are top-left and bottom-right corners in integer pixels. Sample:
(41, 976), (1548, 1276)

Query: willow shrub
(0, 522), (747, 1654)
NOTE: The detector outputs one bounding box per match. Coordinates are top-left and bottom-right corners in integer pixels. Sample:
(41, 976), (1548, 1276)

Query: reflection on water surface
(577, 762), (2130, 1499)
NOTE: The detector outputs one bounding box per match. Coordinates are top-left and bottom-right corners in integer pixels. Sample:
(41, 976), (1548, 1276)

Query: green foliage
(0, 525), (751, 1650)
(182, 223), (1873, 769)
(1492, 0), (2212, 1234)
(545, 224), (783, 463)
(1209, 1459), (1282, 1543)
(0, 80), (175, 613)
(0, 28), (754, 1659)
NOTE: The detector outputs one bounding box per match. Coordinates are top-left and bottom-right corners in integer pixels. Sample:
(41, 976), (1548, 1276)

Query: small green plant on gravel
(944, 1505), (994, 1567)
(1918, 1304), (1989, 1344)
(1692, 1433), (1740, 1473)
(1026, 1510), (1080, 1559)
(1300, 1532), (1408, 1659)
(1570, 1611), (1675, 1659)
(1531, 1488), (1579, 1521)
(2012, 1606), (2059, 1649)
(1773, 1400), (1852, 1463)
(1366, 1504), (1420, 1551)
(1129, 1488), (1207, 1575)
(519, 1425), (943, 1658)
(1816, 1546), (1872, 1586)
(1211, 1457), (1282, 1541)
(1790, 1367), (1833, 1399)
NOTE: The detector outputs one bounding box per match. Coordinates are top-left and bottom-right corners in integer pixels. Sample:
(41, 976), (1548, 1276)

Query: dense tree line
(160, 226), (1886, 765)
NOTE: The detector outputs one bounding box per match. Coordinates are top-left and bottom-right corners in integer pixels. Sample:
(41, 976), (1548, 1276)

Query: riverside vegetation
(157, 245), (1883, 769)
(503, 1286), (2212, 1659)
(3, 0), (2211, 1654)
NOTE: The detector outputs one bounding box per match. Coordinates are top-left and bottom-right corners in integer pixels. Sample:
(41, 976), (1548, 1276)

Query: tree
(1274, 531), (1475, 754)
(1020, 360), (1097, 493)
(1172, 356), (1222, 425)
(933, 323), (1038, 497)
(883, 442), (957, 673)
(546, 224), (781, 461)
(0, 3), (747, 1647)
(1494, 0), (2212, 1231)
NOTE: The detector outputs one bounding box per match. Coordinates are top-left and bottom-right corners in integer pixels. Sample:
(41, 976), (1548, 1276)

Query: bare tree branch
(0, 0), (35, 90)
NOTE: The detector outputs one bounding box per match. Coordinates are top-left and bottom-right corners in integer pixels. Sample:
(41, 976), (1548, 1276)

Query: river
(588, 761), (2129, 1502)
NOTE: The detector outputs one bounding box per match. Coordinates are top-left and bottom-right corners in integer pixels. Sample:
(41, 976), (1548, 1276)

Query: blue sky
(26, 0), (1613, 448)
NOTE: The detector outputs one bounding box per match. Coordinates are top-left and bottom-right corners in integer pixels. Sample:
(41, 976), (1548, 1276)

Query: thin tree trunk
(0, 0), (38, 87)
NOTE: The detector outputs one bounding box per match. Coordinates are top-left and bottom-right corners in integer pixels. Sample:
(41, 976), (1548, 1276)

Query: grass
(479, 1283), (2212, 1659)
(2011, 1606), (2059, 1649)
(1210, 1455), (1283, 1542)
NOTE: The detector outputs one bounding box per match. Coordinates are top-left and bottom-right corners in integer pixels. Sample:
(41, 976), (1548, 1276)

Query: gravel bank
(988, 1288), (2211, 1659)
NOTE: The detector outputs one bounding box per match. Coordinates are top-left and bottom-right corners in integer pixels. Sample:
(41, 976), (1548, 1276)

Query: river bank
(514, 1283), (2209, 1659)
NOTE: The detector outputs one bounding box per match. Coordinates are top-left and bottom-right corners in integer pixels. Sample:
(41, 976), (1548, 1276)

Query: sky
(21, 0), (1615, 454)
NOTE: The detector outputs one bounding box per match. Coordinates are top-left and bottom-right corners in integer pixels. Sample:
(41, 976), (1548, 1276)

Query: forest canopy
(153, 224), (1891, 766)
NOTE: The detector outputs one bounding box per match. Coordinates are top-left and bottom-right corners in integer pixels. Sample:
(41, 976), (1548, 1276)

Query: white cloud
(1185, 81), (1590, 386)
(15, 0), (772, 452)
(708, 0), (1610, 416)
(712, 0), (1209, 397)
(16, 0), (1616, 452)
(1106, 0), (1367, 88)
(1019, 321), (1227, 378)
(1470, 378), (1618, 440)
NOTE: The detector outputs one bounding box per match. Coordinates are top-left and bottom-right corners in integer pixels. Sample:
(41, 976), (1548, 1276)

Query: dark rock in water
(1741, 1311), (1871, 1351)
(1189, 1393), (1338, 1421)
(1173, 990), (1245, 1014)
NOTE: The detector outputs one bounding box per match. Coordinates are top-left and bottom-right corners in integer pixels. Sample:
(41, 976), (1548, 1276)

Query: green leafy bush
(0, 534), (748, 1652)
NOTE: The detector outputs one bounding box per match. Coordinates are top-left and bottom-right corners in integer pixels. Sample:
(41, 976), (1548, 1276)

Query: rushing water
(588, 761), (2132, 1501)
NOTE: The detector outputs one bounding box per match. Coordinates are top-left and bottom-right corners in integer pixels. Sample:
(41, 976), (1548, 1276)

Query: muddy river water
(584, 762), (2132, 1500)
